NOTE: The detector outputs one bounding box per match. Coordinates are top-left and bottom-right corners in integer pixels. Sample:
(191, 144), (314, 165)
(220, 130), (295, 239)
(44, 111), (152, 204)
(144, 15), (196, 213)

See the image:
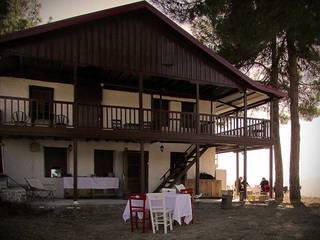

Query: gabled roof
(0, 1), (285, 98)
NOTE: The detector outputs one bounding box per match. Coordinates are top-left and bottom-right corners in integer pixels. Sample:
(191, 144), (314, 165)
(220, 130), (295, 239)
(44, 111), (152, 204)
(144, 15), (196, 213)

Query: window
(29, 86), (54, 122)
(94, 150), (114, 177)
(44, 147), (67, 178)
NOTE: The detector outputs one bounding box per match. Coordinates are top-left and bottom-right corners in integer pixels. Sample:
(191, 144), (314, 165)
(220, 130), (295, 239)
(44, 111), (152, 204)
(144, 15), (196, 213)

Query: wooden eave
(0, 1), (285, 99)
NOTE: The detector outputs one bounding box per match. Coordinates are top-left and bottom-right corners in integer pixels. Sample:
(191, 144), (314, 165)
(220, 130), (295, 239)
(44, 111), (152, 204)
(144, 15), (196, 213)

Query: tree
(0, 0), (41, 36)
(152, 0), (320, 203)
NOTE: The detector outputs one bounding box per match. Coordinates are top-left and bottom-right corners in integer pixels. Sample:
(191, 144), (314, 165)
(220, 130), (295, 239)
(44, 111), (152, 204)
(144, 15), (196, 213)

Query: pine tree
(152, 0), (320, 203)
(0, 0), (41, 35)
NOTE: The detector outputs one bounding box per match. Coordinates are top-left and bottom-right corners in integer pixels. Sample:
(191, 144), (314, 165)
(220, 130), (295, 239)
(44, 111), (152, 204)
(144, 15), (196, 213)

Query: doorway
(77, 80), (102, 128)
(0, 145), (3, 174)
(181, 102), (195, 129)
(29, 86), (54, 124)
(152, 98), (169, 130)
(125, 151), (148, 193)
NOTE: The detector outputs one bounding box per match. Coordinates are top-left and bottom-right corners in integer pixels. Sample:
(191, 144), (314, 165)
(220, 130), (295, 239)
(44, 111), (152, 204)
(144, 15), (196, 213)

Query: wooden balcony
(0, 96), (271, 144)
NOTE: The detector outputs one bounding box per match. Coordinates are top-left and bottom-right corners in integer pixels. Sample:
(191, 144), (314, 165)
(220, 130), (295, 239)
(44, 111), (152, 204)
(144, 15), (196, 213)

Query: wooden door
(181, 102), (195, 129)
(0, 145), (3, 174)
(152, 98), (169, 130)
(125, 151), (148, 193)
(29, 86), (54, 123)
(44, 147), (67, 177)
(94, 150), (114, 177)
(170, 152), (187, 183)
(77, 84), (102, 128)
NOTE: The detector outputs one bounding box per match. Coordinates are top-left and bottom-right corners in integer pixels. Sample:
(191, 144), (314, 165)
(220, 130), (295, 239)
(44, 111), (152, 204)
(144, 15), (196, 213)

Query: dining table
(122, 192), (193, 225)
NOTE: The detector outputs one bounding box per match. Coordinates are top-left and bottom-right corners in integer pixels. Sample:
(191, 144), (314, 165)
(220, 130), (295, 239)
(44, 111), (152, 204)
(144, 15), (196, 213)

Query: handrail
(0, 95), (270, 139)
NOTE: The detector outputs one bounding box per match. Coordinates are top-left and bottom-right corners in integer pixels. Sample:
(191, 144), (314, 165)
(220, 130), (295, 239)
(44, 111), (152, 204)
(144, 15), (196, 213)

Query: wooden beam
(140, 141), (145, 193)
(73, 138), (78, 201)
(243, 90), (248, 137)
(236, 150), (239, 194)
(72, 65), (78, 202)
(139, 75), (143, 130)
(196, 83), (200, 134)
(243, 146), (247, 199)
(195, 144), (200, 195)
(217, 100), (240, 110)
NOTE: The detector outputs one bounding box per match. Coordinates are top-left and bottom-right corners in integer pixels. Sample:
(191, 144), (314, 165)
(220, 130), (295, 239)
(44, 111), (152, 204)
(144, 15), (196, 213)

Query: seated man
(260, 177), (269, 193)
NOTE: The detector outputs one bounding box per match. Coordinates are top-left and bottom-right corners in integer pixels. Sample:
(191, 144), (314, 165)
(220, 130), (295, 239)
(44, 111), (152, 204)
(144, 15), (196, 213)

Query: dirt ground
(0, 197), (320, 240)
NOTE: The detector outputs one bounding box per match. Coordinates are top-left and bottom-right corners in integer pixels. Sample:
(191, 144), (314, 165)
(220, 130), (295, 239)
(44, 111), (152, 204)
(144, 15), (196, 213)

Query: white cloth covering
(63, 177), (119, 189)
(122, 192), (192, 225)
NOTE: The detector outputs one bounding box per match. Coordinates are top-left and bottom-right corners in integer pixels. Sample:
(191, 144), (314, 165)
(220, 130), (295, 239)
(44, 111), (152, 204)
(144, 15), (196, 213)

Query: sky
(38, 0), (320, 197)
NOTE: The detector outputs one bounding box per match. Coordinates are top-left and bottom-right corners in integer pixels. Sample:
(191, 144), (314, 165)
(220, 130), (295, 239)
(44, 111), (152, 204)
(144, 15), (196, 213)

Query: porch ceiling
(0, 54), (270, 113)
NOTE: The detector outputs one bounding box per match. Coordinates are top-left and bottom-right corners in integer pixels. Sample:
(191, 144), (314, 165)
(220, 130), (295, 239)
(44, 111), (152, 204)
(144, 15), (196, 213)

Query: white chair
(160, 188), (176, 193)
(174, 184), (186, 192)
(147, 193), (173, 234)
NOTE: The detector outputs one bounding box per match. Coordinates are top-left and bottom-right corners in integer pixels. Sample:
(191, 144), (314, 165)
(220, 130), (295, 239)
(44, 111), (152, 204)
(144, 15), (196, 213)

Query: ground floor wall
(1, 139), (217, 198)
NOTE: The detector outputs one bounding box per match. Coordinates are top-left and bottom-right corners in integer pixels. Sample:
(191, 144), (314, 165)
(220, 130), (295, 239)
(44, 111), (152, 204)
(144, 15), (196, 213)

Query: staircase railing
(154, 144), (208, 192)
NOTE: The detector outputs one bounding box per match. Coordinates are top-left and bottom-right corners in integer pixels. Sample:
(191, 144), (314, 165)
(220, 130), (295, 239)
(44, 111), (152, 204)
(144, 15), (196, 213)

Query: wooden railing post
(196, 83), (200, 135)
(139, 75), (143, 131)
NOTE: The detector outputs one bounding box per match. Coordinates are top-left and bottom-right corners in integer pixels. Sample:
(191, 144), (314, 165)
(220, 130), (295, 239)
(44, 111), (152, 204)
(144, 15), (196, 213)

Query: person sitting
(260, 177), (270, 193)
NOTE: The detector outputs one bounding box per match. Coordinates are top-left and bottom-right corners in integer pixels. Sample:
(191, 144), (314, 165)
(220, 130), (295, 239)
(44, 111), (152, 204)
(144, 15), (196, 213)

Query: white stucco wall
(0, 77), (74, 101)
(2, 139), (216, 197)
(0, 77), (218, 197)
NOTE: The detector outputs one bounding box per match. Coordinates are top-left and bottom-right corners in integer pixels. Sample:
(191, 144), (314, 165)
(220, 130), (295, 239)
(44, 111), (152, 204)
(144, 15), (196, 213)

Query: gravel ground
(0, 198), (320, 240)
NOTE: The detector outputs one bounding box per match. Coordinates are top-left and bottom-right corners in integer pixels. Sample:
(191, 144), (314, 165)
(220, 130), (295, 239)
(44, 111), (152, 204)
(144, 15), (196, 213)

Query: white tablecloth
(63, 177), (119, 189)
(122, 192), (192, 225)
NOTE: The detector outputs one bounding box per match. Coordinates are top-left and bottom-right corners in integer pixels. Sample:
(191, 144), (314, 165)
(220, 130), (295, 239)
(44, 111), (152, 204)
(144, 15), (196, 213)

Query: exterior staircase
(153, 145), (209, 193)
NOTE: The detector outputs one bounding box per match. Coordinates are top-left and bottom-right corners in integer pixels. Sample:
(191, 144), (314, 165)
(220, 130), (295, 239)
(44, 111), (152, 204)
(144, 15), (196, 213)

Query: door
(94, 150), (114, 177)
(181, 102), (195, 129)
(44, 147), (67, 178)
(0, 145), (3, 174)
(125, 151), (148, 193)
(77, 83), (102, 128)
(170, 152), (187, 184)
(152, 98), (169, 130)
(29, 86), (54, 124)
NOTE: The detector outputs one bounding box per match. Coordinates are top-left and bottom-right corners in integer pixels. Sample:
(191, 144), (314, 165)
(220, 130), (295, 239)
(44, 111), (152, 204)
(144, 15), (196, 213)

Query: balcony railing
(0, 96), (271, 139)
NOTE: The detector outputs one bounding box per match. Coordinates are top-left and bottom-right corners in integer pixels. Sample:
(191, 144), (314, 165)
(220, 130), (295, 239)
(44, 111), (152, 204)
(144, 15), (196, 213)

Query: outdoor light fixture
(160, 144), (164, 152)
(100, 82), (105, 88)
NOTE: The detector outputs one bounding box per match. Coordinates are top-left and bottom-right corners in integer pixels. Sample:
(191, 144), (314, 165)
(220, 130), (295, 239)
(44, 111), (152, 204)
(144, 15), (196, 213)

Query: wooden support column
(269, 99), (274, 198)
(243, 90), (248, 199)
(139, 75), (143, 130)
(196, 83), (200, 134)
(243, 90), (248, 137)
(73, 65), (78, 201)
(73, 139), (78, 201)
(210, 101), (213, 134)
(269, 146), (274, 198)
(140, 142), (145, 193)
(195, 144), (200, 195)
(243, 146), (247, 199)
(236, 150), (239, 194)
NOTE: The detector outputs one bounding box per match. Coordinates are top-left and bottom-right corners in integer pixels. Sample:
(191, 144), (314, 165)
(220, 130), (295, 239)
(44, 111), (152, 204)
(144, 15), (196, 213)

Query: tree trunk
(287, 36), (301, 203)
(270, 39), (284, 201)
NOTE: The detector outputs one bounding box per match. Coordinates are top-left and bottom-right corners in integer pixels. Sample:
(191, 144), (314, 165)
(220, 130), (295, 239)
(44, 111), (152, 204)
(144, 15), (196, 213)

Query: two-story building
(0, 2), (284, 199)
